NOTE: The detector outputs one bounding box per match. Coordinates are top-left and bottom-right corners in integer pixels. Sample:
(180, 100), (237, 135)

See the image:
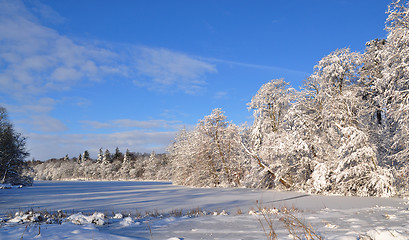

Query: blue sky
(0, 0), (391, 160)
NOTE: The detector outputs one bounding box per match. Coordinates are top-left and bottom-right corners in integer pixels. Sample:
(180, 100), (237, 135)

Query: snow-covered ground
(0, 181), (408, 239)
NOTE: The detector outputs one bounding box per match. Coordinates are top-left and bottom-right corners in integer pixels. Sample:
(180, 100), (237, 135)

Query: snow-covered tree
(330, 125), (394, 197)
(97, 148), (103, 164)
(77, 154), (82, 164)
(379, 1), (409, 168)
(102, 149), (111, 165)
(170, 109), (247, 187)
(247, 79), (296, 150)
(82, 150), (90, 162)
(143, 151), (157, 180)
(123, 149), (130, 163)
(299, 48), (395, 196)
(0, 106), (32, 185)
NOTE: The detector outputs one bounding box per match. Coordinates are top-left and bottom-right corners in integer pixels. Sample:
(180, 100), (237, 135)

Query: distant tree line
(28, 150), (171, 181)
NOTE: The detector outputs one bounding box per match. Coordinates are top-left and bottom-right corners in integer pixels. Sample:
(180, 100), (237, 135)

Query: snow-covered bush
(67, 212), (106, 225)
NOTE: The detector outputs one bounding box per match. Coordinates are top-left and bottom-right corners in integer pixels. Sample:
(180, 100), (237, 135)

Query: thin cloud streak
(81, 119), (183, 130)
(202, 57), (310, 77)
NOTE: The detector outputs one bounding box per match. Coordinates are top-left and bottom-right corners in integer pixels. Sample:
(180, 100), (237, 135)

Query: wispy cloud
(26, 0), (66, 24)
(81, 119), (183, 130)
(81, 121), (112, 129)
(0, 0), (217, 152)
(214, 91), (228, 99)
(202, 57), (310, 77)
(3, 97), (57, 114)
(0, 0), (218, 100)
(0, 1), (124, 99)
(133, 47), (217, 94)
(27, 115), (68, 132)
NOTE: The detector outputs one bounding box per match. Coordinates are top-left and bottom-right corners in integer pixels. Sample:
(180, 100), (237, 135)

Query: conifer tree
(114, 147), (122, 160)
(103, 149), (111, 165)
(97, 148), (103, 164)
(123, 149), (130, 163)
(83, 150), (90, 162)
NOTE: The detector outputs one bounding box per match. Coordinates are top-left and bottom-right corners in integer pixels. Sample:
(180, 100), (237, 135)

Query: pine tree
(97, 148), (103, 164)
(123, 149), (130, 163)
(83, 150), (90, 162)
(103, 149), (111, 165)
(114, 147), (122, 161)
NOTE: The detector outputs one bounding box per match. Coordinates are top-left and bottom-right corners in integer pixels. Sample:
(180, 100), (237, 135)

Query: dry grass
(255, 200), (322, 240)
(256, 201), (278, 240)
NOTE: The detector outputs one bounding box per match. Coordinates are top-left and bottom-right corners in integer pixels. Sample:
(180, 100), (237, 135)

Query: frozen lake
(0, 180), (404, 217)
(0, 181), (312, 217)
(1, 181), (408, 239)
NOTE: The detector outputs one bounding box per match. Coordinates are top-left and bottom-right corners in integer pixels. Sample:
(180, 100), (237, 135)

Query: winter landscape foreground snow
(0, 181), (408, 239)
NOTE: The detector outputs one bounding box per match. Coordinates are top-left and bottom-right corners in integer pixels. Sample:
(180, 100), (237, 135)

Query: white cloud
(0, 1), (217, 99)
(27, 115), (68, 132)
(27, 0), (66, 24)
(50, 67), (82, 82)
(81, 121), (112, 129)
(0, 0), (126, 99)
(81, 119), (182, 130)
(3, 97), (57, 114)
(133, 47), (217, 94)
(113, 119), (167, 129)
